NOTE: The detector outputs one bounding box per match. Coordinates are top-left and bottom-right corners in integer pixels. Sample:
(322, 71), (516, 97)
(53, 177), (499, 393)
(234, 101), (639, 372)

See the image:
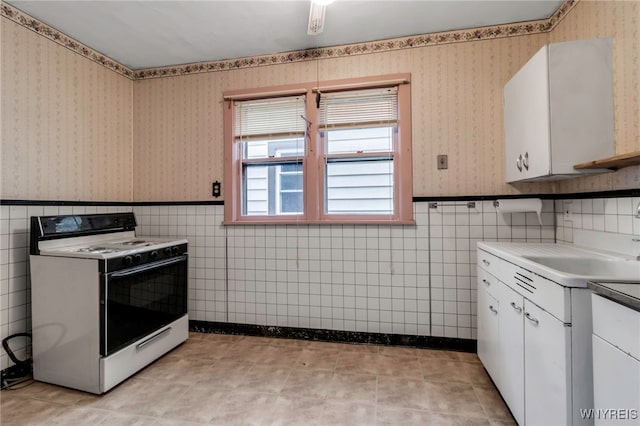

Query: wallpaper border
(2, 0), (578, 81)
(0, 2), (135, 79)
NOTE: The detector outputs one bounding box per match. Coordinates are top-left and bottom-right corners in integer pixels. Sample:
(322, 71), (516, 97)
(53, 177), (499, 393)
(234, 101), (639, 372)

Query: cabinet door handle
(510, 301), (522, 313)
(489, 305), (498, 314)
(523, 152), (529, 170)
(516, 155), (523, 172)
(524, 312), (539, 325)
(482, 259), (490, 266)
(482, 279), (490, 286)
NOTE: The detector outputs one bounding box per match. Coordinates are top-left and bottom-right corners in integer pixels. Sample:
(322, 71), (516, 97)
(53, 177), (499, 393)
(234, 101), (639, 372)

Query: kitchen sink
(521, 255), (640, 280)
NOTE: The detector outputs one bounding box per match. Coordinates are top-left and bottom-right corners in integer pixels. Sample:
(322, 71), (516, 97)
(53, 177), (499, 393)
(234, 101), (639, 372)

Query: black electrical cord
(1, 333), (33, 390)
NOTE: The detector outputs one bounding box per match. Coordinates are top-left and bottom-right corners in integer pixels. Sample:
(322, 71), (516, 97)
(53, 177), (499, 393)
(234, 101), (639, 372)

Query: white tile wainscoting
(0, 198), (561, 371)
(555, 197), (640, 243)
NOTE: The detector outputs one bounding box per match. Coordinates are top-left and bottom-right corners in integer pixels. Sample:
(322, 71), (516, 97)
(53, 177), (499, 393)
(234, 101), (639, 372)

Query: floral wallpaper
(2, 0), (638, 202)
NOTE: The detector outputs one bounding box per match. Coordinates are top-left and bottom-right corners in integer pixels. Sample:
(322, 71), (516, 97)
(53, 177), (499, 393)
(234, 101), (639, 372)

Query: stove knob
(133, 254), (142, 263)
(149, 250), (158, 259)
(164, 247), (172, 255)
(172, 246), (179, 255)
(123, 256), (133, 265)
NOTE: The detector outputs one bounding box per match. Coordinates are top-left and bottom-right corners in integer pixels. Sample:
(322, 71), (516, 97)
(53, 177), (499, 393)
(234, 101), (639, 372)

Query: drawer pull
(510, 302), (522, 313)
(524, 312), (539, 325)
(482, 279), (490, 286)
(489, 305), (498, 314)
(482, 259), (490, 266)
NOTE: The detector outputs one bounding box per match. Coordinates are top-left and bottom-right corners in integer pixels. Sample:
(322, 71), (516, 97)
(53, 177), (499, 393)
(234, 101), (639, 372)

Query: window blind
(319, 87), (398, 129)
(235, 96), (306, 139)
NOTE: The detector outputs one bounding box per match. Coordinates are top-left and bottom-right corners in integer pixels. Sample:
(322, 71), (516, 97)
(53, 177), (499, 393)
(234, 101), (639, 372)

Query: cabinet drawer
(477, 267), (501, 299)
(478, 249), (508, 278)
(592, 294), (640, 360)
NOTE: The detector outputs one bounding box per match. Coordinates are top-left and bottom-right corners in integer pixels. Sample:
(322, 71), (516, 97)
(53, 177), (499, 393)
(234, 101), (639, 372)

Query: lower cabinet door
(478, 283), (501, 386)
(499, 284), (525, 426)
(592, 334), (640, 425)
(524, 301), (572, 425)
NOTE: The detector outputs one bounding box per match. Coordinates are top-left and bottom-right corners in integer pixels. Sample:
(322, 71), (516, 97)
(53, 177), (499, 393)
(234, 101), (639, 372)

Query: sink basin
(522, 256), (640, 279)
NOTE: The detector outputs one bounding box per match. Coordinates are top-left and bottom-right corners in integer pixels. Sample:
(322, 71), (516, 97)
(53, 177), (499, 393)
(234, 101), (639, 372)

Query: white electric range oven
(29, 212), (188, 394)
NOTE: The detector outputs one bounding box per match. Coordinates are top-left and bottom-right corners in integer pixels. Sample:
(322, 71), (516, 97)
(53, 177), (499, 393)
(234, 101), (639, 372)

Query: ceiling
(6, 0), (564, 70)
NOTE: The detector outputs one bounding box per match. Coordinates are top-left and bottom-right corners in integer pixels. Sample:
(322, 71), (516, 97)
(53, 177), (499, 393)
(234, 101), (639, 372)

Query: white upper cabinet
(504, 37), (614, 183)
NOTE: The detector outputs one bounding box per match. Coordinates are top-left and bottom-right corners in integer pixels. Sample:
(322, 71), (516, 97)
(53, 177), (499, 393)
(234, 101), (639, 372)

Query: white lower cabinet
(499, 284), (525, 426)
(477, 247), (593, 425)
(591, 294), (640, 425)
(477, 271), (501, 385)
(523, 300), (571, 426)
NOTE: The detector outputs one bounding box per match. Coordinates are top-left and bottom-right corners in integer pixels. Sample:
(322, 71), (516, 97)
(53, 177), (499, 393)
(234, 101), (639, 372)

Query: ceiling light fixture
(308, 0), (335, 35)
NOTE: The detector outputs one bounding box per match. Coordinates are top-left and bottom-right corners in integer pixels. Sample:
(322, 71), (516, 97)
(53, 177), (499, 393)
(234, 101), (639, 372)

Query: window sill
(223, 219), (416, 226)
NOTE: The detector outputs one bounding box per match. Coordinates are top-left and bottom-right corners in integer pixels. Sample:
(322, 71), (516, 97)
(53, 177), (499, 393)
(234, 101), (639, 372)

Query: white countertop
(478, 241), (640, 288)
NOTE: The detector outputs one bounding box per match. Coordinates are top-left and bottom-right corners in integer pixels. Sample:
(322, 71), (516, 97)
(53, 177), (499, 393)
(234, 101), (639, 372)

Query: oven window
(102, 257), (187, 356)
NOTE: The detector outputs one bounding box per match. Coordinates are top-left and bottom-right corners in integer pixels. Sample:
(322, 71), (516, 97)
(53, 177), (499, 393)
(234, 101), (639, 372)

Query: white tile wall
(1, 199), (558, 370)
(555, 197), (640, 243)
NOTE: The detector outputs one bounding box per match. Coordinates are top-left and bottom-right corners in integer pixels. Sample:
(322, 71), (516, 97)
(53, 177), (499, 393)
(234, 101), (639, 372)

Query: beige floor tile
(295, 348), (339, 371)
(1, 381), (91, 406)
(46, 406), (111, 425)
(135, 355), (217, 385)
(170, 339), (235, 360)
(416, 348), (460, 360)
(161, 388), (231, 423)
(320, 400), (377, 425)
(378, 407), (492, 426)
(424, 381), (487, 418)
(197, 358), (254, 389)
(325, 372), (377, 405)
(376, 354), (423, 377)
(264, 395), (327, 426)
(86, 378), (189, 417)
(473, 385), (514, 421)
(281, 369), (333, 398)
(376, 406), (433, 425)
(377, 345), (419, 358)
(252, 345), (303, 367)
(97, 411), (159, 425)
(0, 394), (67, 426)
(335, 352), (380, 375)
(268, 338), (311, 348)
(208, 391), (279, 426)
(376, 376), (430, 411)
(235, 365), (291, 394)
(0, 337), (514, 426)
(420, 359), (490, 385)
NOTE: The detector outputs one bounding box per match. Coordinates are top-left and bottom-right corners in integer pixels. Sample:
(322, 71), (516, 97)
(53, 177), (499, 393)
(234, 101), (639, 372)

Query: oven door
(101, 255), (187, 356)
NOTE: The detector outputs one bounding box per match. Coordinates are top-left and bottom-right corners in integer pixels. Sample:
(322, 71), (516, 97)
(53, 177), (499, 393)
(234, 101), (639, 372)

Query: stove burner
(76, 247), (121, 254)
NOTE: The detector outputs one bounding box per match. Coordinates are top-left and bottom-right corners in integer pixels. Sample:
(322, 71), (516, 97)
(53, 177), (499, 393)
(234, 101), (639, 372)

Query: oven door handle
(108, 255), (187, 278)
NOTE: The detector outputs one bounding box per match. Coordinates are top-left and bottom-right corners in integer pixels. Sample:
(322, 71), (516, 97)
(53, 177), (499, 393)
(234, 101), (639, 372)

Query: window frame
(223, 74), (413, 225)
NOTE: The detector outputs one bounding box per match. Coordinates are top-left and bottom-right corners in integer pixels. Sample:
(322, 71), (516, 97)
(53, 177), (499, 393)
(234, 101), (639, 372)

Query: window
(224, 74), (413, 224)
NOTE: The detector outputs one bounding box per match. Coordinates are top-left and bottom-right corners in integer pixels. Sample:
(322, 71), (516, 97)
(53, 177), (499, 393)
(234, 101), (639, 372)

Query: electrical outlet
(563, 201), (573, 222)
(437, 155), (448, 170)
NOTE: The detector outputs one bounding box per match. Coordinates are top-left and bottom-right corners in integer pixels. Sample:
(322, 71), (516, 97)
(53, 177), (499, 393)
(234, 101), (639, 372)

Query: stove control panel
(105, 243), (188, 272)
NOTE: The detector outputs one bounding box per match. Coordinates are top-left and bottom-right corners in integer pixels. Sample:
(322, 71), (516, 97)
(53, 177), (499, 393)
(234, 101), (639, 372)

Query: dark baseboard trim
(2, 188), (637, 207)
(189, 320), (477, 353)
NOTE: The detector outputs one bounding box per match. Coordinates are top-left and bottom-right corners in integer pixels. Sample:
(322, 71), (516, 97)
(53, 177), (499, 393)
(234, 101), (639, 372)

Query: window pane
(280, 192), (303, 214)
(242, 162), (303, 216)
(326, 127), (394, 154)
(242, 137), (305, 160)
(326, 160), (393, 214)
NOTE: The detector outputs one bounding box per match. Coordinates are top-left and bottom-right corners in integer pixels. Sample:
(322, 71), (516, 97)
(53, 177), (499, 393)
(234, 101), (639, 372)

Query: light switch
(437, 155), (448, 170)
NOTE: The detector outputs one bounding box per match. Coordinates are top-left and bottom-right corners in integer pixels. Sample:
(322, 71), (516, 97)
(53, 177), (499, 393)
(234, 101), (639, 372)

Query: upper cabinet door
(504, 38), (614, 183)
(504, 45), (551, 183)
